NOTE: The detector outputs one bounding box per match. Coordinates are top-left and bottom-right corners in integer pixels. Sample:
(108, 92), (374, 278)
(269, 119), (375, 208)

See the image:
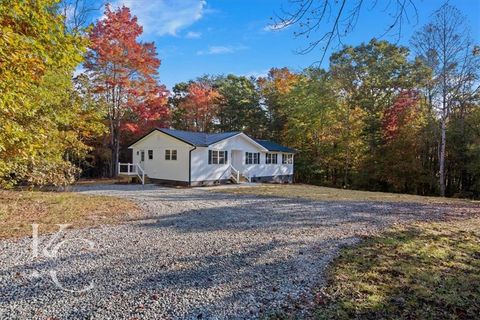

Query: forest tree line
(168, 38), (479, 197)
(1, 1), (479, 198)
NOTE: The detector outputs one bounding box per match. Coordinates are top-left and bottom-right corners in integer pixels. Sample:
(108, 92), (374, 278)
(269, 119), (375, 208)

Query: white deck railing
(118, 162), (145, 185)
(229, 165), (240, 183)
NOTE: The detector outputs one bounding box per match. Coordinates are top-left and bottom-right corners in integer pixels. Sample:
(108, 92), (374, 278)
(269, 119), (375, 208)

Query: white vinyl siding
(130, 130), (190, 182)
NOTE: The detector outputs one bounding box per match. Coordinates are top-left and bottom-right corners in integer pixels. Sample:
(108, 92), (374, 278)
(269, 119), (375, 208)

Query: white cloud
(242, 69), (269, 79)
(109, 0), (207, 36)
(263, 19), (293, 32)
(198, 46), (233, 55)
(185, 31), (202, 39)
(197, 45), (248, 55)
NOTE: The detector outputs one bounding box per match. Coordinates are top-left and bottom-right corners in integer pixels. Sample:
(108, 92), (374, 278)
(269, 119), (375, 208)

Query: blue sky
(100, 0), (480, 89)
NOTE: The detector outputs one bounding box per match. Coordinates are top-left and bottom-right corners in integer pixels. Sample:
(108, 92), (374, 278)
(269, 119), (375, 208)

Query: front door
(230, 150), (243, 169)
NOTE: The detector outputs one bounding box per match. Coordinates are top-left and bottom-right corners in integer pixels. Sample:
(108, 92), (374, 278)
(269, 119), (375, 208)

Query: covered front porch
(230, 149), (251, 183)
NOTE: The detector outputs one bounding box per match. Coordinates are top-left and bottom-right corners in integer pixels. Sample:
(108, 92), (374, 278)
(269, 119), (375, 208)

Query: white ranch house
(120, 128), (295, 186)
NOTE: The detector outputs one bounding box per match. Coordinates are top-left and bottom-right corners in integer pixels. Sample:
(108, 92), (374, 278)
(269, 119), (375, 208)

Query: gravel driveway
(0, 184), (474, 319)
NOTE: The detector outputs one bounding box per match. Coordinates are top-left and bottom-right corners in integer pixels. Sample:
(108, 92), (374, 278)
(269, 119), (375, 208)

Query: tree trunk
(109, 114), (121, 178)
(438, 6), (448, 197)
(111, 144), (118, 177)
(439, 116), (446, 196)
(343, 104), (351, 188)
(110, 126), (118, 177)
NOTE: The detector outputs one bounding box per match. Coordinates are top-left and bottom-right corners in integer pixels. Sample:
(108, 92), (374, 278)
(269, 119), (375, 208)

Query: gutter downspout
(188, 146), (197, 187)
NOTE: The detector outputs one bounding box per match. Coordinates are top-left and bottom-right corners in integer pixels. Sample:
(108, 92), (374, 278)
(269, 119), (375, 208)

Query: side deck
(118, 162), (145, 184)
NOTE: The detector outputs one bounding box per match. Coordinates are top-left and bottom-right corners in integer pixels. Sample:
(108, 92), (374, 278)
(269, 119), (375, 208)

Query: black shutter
(208, 150), (212, 164)
(257, 153), (260, 164)
(225, 151), (228, 163)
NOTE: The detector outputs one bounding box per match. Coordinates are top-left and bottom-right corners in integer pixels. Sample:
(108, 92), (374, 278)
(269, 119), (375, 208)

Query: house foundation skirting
(249, 175), (293, 183)
(189, 179), (232, 187)
(191, 175), (294, 186)
(149, 178), (190, 186)
(150, 175), (294, 187)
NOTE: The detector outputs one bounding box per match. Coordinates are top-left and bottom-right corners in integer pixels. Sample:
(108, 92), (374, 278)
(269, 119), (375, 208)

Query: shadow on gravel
(0, 238), (355, 318)
(135, 196), (469, 234)
(116, 237), (355, 317)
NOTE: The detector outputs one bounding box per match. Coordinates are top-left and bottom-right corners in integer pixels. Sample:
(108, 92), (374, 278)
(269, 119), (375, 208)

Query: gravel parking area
(0, 184), (475, 319)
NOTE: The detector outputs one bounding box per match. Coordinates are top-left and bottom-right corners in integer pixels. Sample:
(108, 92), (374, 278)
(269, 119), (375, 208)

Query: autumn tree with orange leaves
(257, 68), (300, 141)
(177, 81), (223, 132)
(85, 5), (168, 176)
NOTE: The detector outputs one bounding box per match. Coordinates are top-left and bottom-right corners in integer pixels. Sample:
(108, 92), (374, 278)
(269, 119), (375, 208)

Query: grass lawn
(0, 190), (141, 239)
(73, 176), (134, 186)
(237, 184), (480, 319)
(218, 184), (476, 204)
(315, 216), (480, 319)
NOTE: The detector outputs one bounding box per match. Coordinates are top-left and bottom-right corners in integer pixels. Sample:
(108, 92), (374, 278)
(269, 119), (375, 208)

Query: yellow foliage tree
(0, 0), (104, 187)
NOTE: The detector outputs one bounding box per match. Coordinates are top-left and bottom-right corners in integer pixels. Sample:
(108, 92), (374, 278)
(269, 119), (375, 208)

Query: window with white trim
(265, 153), (278, 164)
(245, 152), (260, 164)
(208, 150), (228, 164)
(165, 149), (177, 160)
(282, 153), (293, 164)
(148, 150), (153, 160)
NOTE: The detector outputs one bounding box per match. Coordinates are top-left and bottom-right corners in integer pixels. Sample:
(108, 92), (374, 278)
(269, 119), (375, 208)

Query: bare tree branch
(59, 0), (105, 33)
(271, 0), (418, 64)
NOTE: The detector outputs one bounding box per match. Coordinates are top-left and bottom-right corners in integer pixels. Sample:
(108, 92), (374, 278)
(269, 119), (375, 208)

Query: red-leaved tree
(380, 90), (427, 192)
(85, 5), (168, 176)
(123, 85), (170, 135)
(382, 90), (421, 141)
(179, 82), (222, 132)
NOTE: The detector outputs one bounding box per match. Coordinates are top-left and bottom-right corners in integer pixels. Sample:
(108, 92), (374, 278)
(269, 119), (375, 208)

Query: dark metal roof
(159, 128), (241, 147)
(129, 128), (295, 152)
(254, 139), (296, 153)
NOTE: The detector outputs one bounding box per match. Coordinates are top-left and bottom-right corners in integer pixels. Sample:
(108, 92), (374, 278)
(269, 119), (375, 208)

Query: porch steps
(131, 175), (151, 184)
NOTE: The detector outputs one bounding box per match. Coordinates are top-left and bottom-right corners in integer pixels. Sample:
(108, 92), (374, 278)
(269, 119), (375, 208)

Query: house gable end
(128, 129), (194, 149)
(209, 133), (269, 151)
